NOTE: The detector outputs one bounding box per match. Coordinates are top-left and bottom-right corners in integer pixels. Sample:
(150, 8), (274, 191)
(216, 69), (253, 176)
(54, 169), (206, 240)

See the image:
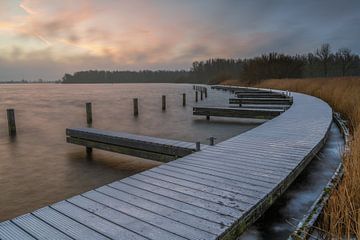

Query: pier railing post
(182, 93), (186, 106)
(162, 95), (166, 111)
(6, 109), (16, 136)
(195, 91), (198, 102)
(86, 102), (92, 126)
(133, 98), (139, 116)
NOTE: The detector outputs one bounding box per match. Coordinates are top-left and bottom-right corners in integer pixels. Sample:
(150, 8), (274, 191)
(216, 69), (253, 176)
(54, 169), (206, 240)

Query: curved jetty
(0, 86), (332, 240)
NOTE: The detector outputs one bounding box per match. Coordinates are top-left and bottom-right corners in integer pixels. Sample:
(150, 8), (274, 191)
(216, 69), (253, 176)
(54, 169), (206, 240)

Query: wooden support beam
(182, 93), (186, 106)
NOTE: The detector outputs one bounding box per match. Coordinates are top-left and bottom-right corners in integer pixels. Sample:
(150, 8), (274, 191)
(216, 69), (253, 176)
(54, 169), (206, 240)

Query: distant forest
(62, 44), (360, 84)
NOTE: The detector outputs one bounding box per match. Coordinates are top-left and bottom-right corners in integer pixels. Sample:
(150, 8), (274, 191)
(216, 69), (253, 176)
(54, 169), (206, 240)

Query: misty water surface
(0, 83), (259, 221)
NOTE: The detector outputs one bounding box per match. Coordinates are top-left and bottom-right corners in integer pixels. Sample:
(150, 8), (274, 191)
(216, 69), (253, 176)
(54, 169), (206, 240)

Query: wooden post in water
(204, 88), (207, 98)
(6, 109), (16, 136)
(209, 136), (215, 146)
(162, 95), (166, 111)
(86, 102), (92, 126)
(182, 93), (186, 106)
(133, 98), (139, 116)
(195, 91), (198, 102)
(200, 90), (203, 100)
(196, 141), (201, 151)
(86, 146), (93, 155)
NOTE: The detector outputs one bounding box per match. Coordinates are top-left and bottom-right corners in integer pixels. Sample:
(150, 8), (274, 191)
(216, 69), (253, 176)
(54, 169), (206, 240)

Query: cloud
(0, 0), (360, 81)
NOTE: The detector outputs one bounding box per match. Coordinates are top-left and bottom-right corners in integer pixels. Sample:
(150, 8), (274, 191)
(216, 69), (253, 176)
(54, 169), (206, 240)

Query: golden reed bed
(224, 77), (360, 239)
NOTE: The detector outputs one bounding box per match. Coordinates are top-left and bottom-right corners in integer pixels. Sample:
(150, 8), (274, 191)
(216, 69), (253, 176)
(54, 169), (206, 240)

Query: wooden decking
(66, 128), (203, 162)
(193, 106), (282, 119)
(0, 86), (333, 240)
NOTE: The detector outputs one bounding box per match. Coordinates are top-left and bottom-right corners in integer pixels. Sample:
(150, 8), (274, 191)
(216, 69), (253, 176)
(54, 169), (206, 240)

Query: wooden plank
(108, 181), (236, 226)
(32, 206), (110, 240)
(229, 98), (292, 105)
(193, 107), (281, 119)
(121, 177), (244, 218)
(95, 185), (226, 235)
(12, 213), (73, 239)
(79, 191), (216, 240)
(0, 221), (36, 240)
(52, 201), (148, 240)
(67, 137), (176, 162)
(67, 128), (196, 158)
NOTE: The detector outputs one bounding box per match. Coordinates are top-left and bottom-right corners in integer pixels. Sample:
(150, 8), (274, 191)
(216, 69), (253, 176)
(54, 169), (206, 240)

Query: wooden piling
(86, 102), (92, 125)
(195, 91), (198, 102)
(209, 136), (215, 146)
(86, 147), (93, 155)
(162, 95), (166, 111)
(196, 142), (201, 151)
(182, 93), (186, 106)
(204, 88), (207, 98)
(133, 98), (139, 116)
(200, 90), (203, 100)
(6, 109), (16, 136)
(206, 115), (210, 120)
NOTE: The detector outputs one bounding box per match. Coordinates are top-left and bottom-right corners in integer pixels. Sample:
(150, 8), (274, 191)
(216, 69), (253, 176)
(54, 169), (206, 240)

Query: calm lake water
(0, 83), (259, 221)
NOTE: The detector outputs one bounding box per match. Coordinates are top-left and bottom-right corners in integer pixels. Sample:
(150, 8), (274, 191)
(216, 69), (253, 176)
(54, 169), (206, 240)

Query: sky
(0, 0), (359, 81)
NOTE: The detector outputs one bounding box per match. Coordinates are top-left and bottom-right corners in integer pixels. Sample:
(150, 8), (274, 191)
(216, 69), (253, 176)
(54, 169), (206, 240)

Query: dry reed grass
(254, 77), (360, 239)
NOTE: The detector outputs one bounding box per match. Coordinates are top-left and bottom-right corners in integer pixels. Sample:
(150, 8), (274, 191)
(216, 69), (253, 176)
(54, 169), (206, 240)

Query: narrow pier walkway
(0, 86), (332, 240)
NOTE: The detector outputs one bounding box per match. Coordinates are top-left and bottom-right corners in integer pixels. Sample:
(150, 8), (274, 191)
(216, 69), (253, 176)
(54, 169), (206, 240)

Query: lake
(0, 83), (259, 221)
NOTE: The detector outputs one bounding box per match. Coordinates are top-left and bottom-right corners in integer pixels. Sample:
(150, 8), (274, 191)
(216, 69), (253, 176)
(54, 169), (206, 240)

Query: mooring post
(86, 147), (93, 155)
(162, 95), (166, 111)
(133, 98), (139, 116)
(6, 109), (16, 137)
(200, 90), (203, 100)
(182, 93), (186, 106)
(195, 91), (198, 102)
(196, 141), (201, 151)
(204, 88), (208, 98)
(86, 102), (92, 126)
(209, 136), (216, 146)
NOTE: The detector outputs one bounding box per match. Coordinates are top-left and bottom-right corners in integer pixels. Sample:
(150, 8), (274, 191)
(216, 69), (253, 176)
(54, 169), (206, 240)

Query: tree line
(62, 44), (360, 84)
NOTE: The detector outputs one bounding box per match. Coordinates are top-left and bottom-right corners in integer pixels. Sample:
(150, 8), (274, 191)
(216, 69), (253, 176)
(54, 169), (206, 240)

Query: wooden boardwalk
(0, 86), (333, 240)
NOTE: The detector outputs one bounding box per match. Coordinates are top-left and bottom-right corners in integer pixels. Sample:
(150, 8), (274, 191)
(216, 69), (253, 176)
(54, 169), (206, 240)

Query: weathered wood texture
(235, 92), (287, 98)
(0, 86), (332, 240)
(66, 128), (202, 162)
(229, 97), (293, 105)
(193, 106), (282, 119)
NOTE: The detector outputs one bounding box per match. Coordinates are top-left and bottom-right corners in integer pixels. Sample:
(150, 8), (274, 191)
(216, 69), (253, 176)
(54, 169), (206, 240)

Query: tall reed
(255, 77), (360, 238)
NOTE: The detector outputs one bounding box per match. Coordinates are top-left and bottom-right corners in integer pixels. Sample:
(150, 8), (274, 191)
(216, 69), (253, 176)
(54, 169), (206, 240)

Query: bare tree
(336, 48), (356, 76)
(316, 43), (332, 77)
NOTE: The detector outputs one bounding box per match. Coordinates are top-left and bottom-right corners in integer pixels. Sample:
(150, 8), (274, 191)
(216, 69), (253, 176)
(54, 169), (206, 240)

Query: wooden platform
(0, 86), (333, 240)
(66, 128), (202, 162)
(193, 106), (282, 119)
(229, 97), (293, 105)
